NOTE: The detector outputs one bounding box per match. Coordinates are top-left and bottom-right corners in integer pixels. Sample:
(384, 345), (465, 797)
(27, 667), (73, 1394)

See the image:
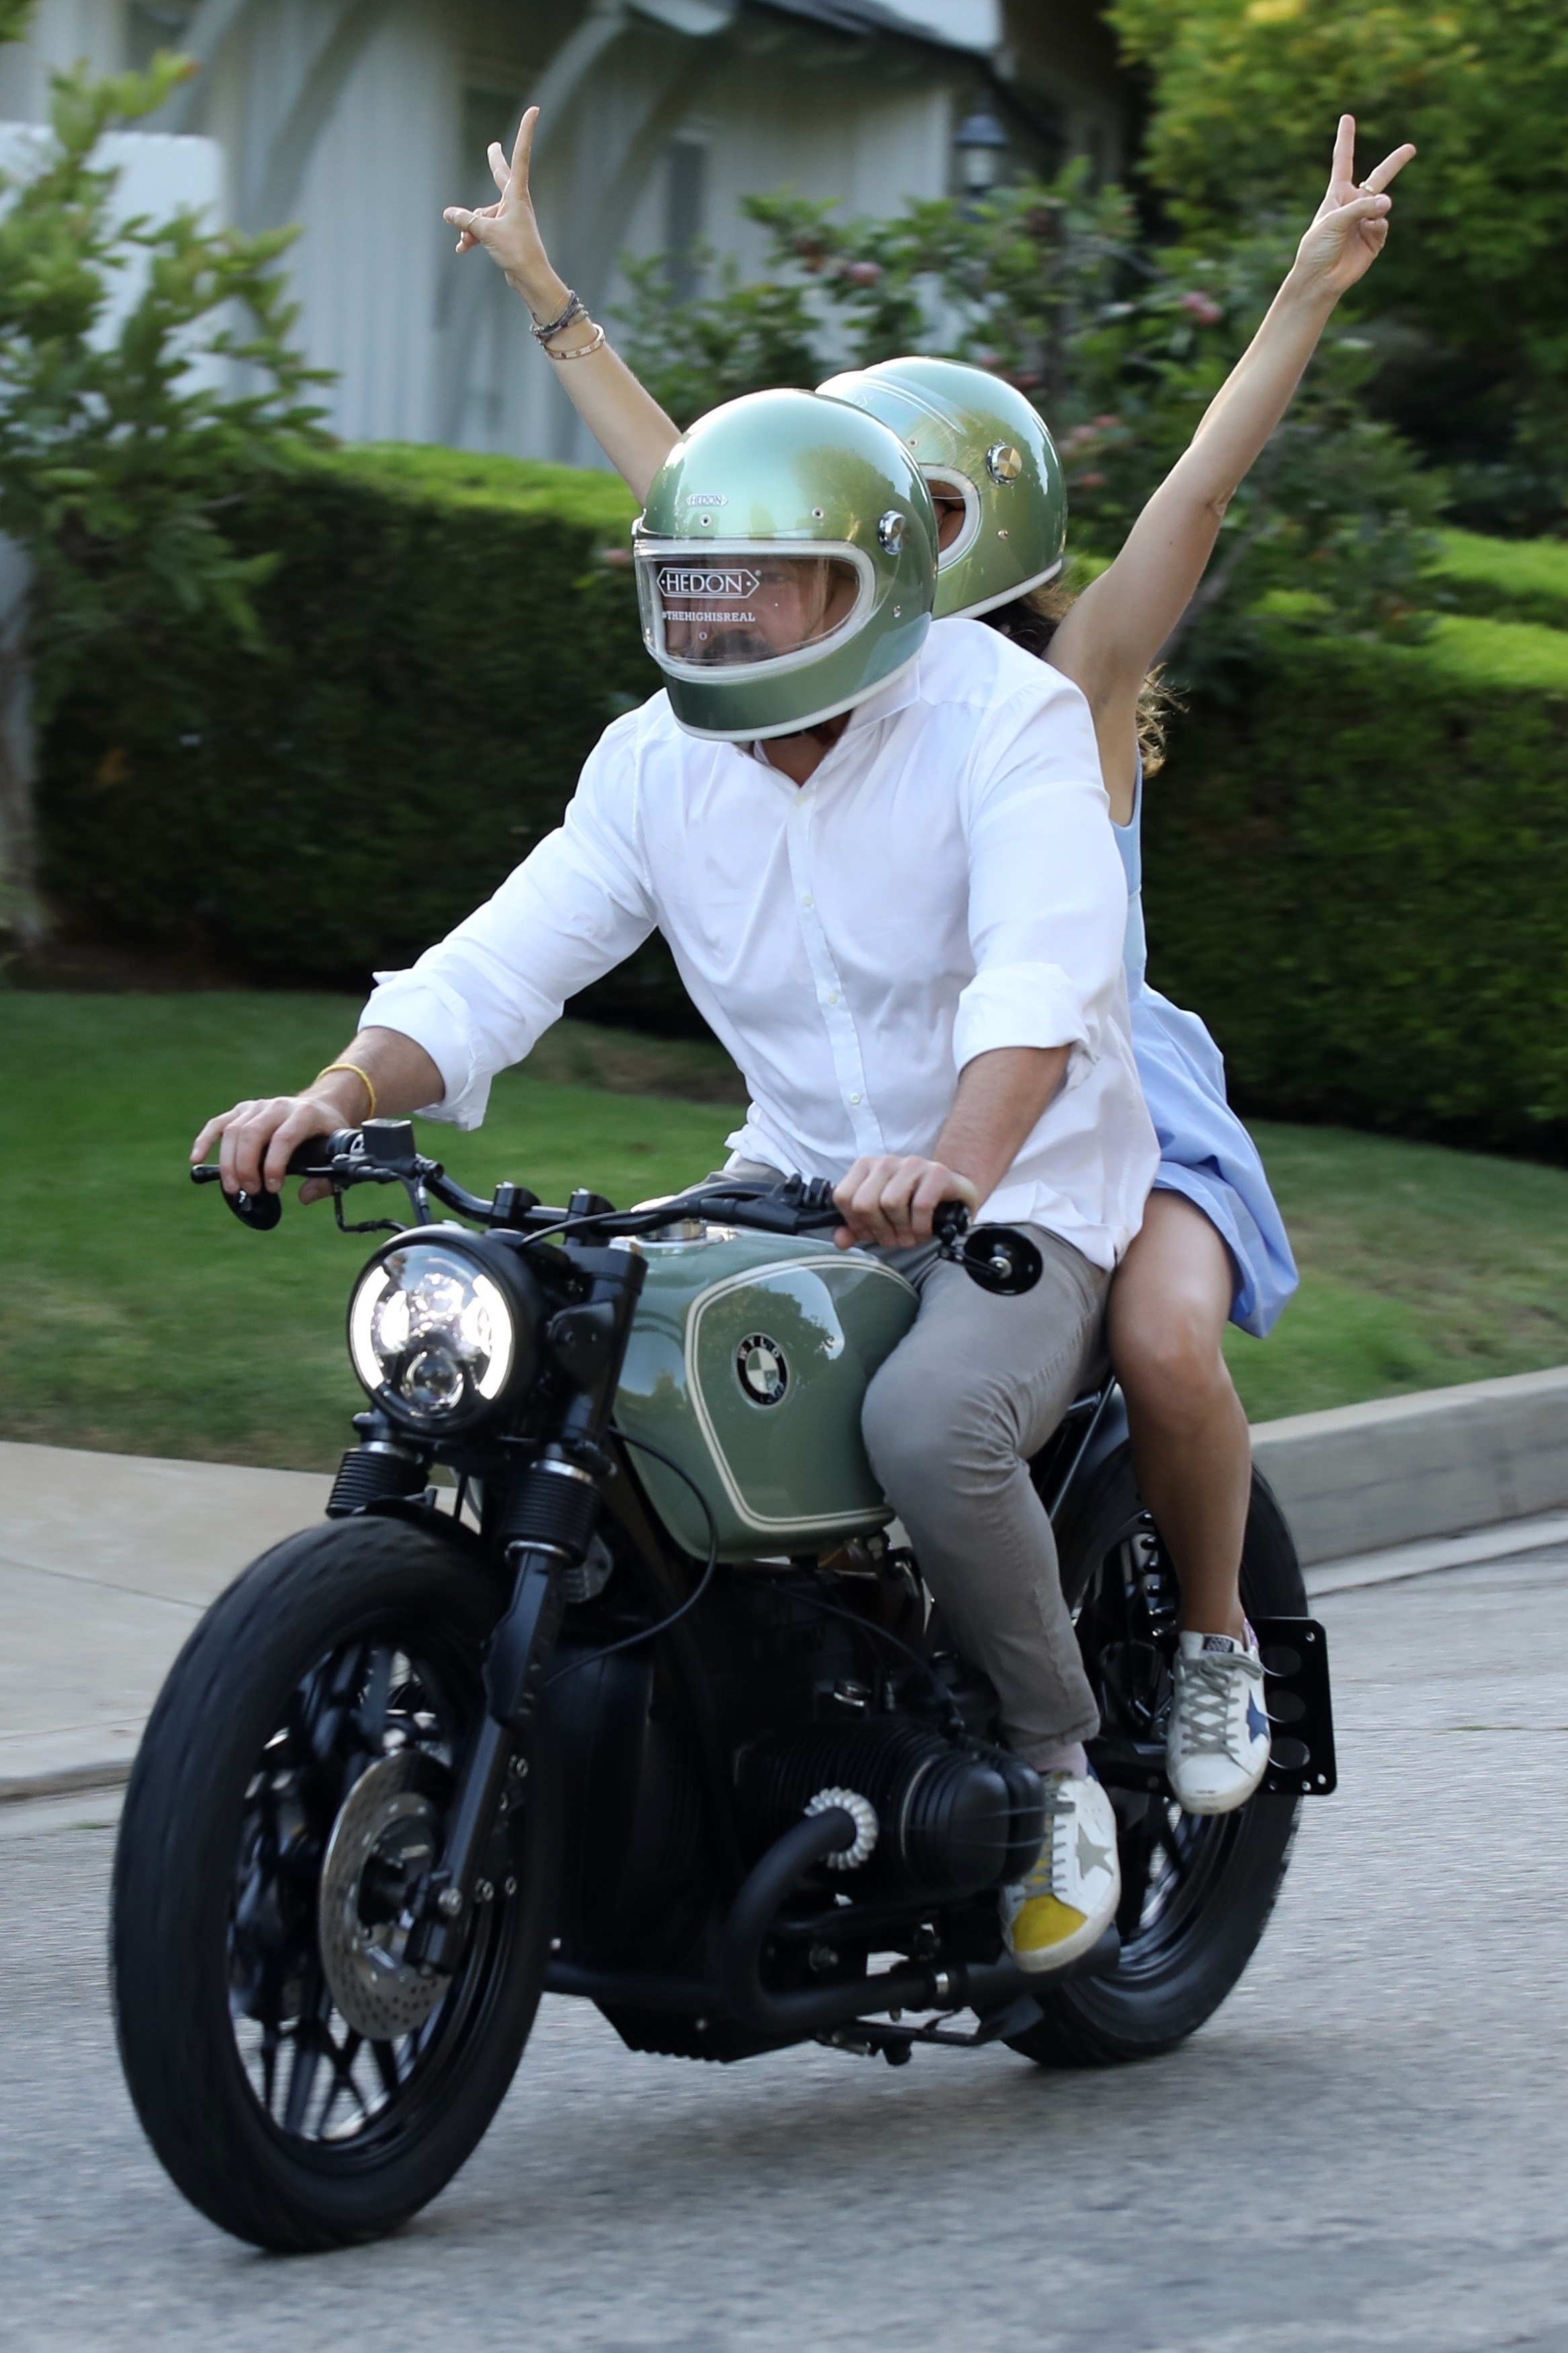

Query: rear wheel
(1009, 1453), (1303, 2068)
(112, 1517), (556, 2250)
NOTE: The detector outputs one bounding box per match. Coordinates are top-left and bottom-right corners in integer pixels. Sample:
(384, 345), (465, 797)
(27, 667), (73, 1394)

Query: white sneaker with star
(999, 1771), (1121, 1973)
(1167, 1626), (1271, 1815)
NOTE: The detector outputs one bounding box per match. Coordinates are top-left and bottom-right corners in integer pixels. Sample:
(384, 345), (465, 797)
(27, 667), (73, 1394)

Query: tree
(1108, 0), (1568, 526)
(0, 32), (329, 943)
(617, 169), (1440, 689)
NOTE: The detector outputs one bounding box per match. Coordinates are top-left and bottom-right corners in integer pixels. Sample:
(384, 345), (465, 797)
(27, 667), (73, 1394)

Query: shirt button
(824, 990), (839, 1005)
(850, 1091), (862, 1105)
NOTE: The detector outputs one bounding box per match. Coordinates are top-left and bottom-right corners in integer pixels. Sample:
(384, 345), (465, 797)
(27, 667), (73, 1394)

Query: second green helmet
(634, 387), (938, 741)
(817, 356), (1065, 622)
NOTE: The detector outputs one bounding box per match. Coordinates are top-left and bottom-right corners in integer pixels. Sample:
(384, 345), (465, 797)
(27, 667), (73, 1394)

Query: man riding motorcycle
(193, 388), (1159, 1975)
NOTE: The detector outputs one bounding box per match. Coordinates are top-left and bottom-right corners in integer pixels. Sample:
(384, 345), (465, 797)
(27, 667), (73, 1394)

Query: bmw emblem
(736, 1332), (788, 1408)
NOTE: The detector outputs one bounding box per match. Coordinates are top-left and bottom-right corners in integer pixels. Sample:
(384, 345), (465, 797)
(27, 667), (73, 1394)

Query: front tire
(1010, 1456), (1303, 2069)
(112, 1517), (556, 2250)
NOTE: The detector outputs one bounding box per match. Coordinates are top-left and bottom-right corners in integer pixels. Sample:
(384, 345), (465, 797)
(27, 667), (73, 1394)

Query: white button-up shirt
(363, 619), (1158, 1269)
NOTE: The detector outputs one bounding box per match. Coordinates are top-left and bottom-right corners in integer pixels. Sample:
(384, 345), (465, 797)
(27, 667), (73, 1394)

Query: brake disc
(318, 1750), (451, 2041)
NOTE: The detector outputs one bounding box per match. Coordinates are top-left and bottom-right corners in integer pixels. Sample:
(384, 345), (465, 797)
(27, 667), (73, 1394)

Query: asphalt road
(3, 1550), (1567, 2353)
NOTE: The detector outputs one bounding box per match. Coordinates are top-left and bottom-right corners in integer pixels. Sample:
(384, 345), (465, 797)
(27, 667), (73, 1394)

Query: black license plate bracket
(1251, 1614), (1337, 1796)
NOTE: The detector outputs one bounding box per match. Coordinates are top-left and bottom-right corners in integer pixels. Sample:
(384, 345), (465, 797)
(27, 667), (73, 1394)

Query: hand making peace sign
(1292, 114), (1416, 299)
(442, 104), (561, 311)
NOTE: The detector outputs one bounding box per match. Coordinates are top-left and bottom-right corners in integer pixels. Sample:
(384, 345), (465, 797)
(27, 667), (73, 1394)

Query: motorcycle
(112, 1118), (1335, 2251)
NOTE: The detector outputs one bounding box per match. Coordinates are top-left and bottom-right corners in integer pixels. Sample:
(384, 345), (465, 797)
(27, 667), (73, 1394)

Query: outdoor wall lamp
(953, 106), (1009, 196)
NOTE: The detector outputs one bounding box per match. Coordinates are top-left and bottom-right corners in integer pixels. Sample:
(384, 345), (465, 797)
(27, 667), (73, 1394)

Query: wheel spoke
(259, 2022), (280, 2114)
(282, 1971), (331, 2134)
(1160, 1816), (1196, 1885)
(372, 2039), (403, 2100)
(282, 2028), (322, 2135)
(1115, 1812), (1156, 1939)
(317, 2029), (369, 2135)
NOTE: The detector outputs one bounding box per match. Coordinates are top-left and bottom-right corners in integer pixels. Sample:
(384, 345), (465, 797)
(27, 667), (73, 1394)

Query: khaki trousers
(720, 1165), (1109, 1757)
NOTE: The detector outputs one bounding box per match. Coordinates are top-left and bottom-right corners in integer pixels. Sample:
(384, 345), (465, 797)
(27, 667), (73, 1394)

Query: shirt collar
(743, 649), (926, 774)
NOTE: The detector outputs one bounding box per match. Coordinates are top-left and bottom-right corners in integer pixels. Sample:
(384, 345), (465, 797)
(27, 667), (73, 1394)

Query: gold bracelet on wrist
(545, 321), (607, 362)
(314, 1061), (378, 1119)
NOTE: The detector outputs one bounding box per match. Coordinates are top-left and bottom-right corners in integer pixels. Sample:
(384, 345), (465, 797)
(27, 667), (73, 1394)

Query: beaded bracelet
(528, 287), (587, 346)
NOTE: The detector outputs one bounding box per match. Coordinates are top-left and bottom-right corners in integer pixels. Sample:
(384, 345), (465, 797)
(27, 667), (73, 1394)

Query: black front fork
(409, 1243), (645, 1974)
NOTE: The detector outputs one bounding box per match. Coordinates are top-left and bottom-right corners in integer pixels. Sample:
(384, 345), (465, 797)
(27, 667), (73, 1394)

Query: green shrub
(1429, 530), (1568, 633)
(38, 440), (701, 1029)
(40, 456), (1568, 1154)
(1144, 614), (1568, 1155)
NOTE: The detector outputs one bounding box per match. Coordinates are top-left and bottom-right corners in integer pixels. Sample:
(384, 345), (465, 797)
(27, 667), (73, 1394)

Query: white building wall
(0, 0), (1122, 465)
(286, 5), (455, 444)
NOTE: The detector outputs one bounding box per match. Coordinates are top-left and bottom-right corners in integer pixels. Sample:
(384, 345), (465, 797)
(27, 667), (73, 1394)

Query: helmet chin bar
(665, 643), (927, 744)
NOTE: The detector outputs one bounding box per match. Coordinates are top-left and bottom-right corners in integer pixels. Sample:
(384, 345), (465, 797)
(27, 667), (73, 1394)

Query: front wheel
(112, 1517), (556, 2250)
(1009, 1456), (1303, 2069)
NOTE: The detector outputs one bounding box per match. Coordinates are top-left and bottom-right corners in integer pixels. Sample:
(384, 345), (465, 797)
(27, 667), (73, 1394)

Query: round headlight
(347, 1234), (536, 1432)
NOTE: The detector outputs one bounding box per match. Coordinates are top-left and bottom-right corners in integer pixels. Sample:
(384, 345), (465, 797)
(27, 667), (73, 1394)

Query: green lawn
(2, 994), (1565, 1469)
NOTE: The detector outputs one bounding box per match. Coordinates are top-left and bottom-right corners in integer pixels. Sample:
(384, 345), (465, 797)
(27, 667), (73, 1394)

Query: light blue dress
(1114, 773), (1298, 1338)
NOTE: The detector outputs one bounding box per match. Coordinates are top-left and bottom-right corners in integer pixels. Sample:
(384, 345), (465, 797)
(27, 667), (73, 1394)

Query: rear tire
(1010, 1455), (1303, 2069)
(112, 1517), (556, 2250)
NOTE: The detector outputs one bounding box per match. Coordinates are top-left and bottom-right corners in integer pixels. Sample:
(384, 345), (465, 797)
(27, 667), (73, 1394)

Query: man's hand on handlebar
(192, 1085), (363, 1205)
(191, 1031), (444, 1203)
(831, 1156), (980, 1253)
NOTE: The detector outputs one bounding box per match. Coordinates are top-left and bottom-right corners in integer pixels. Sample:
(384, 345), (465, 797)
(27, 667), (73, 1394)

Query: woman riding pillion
(445, 108), (1413, 1818)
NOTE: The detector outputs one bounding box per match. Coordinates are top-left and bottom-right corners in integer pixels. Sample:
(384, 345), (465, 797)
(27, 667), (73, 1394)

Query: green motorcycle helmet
(634, 387), (938, 741)
(816, 356), (1065, 621)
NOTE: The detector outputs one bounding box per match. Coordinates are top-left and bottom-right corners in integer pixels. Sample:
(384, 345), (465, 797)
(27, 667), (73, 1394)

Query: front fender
(358, 1494), (505, 1582)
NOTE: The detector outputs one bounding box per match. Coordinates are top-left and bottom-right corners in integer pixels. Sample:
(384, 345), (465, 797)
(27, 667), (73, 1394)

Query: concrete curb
(1251, 1365), (1568, 1566)
(1304, 1509), (1568, 1599)
(0, 1759), (132, 1806)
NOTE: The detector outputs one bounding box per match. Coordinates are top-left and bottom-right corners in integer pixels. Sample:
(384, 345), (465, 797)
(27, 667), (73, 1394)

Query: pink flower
(843, 260), (884, 288)
(1091, 412), (1121, 430)
(1076, 471), (1106, 489)
(1179, 290), (1223, 325)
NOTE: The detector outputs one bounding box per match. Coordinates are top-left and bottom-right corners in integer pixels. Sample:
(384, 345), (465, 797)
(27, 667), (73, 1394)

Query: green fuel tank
(612, 1230), (918, 1560)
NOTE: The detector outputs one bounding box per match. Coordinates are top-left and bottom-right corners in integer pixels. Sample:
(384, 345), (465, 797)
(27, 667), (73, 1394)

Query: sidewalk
(0, 1443), (329, 1798)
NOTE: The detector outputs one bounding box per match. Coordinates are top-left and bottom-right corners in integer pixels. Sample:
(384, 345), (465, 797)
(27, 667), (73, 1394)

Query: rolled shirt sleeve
(361, 718), (657, 1127)
(952, 675), (1127, 1080)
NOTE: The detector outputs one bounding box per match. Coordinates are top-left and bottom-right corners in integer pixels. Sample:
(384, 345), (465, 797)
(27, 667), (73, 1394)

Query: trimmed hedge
(37, 455), (1568, 1152)
(39, 442), (695, 1030)
(1430, 529), (1568, 632)
(1143, 620), (1568, 1156)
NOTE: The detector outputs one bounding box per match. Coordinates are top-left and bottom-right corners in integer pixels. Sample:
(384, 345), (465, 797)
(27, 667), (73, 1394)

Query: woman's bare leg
(1107, 1191), (1251, 1638)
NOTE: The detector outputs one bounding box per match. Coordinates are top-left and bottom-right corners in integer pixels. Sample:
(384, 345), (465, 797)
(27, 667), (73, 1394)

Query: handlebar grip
(932, 1199), (971, 1246)
(286, 1128), (360, 1176)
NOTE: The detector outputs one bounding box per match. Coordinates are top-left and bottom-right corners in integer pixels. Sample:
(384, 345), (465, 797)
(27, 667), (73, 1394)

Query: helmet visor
(636, 540), (874, 677)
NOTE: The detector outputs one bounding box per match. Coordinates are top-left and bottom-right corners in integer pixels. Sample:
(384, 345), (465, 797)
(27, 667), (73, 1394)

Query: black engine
(544, 1560), (1045, 1978)
(735, 1722), (1044, 1899)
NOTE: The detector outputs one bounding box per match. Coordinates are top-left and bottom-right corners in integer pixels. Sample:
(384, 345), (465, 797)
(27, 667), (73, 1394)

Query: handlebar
(190, 1123), (1041, 1292)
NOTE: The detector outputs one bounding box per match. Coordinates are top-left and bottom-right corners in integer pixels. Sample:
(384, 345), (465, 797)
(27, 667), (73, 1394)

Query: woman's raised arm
(444, 106), (682, 503)
(1050, 116), (1415, 774)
